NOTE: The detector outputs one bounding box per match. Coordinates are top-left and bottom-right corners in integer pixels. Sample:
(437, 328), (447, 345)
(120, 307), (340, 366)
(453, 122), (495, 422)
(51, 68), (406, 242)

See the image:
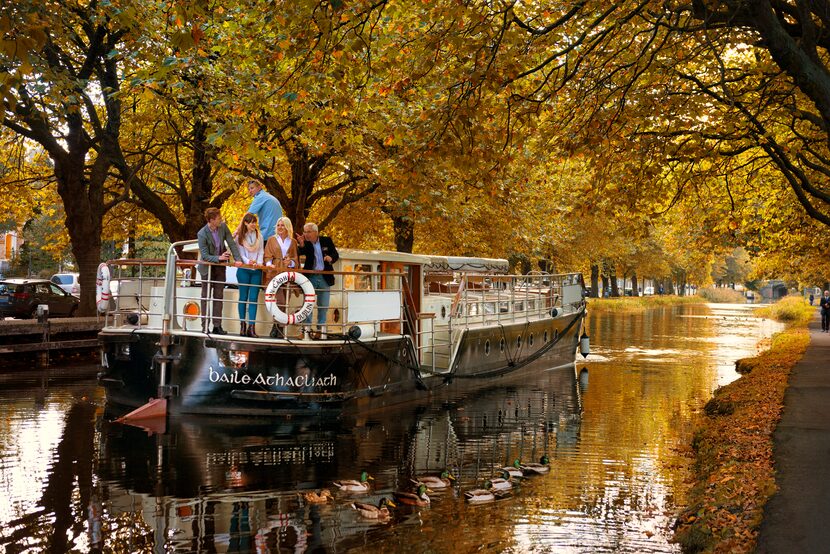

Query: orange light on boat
(228, 350), (249, 368)
(183, 301), (200, 320)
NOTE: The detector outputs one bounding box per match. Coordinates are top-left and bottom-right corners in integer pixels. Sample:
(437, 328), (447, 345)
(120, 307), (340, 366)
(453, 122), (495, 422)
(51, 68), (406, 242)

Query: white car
(51, 272), (80, 297)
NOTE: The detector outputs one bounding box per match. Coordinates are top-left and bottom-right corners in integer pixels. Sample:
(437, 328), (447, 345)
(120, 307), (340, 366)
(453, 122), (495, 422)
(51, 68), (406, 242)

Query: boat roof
(338, 249), (509, 272)
(423, 255), (509, 273)
(338, 249), (434, 265)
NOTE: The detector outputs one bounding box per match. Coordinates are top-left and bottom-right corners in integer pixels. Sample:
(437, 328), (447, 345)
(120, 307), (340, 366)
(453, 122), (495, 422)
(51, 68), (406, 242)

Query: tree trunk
(675, 270), (687, 297)
(610, 266), (620, 297)
(55, 158), (105, 316)
(601, 274), (609, 297)
(590, 264), (599, 298)
(392, 215), (414, 253)
(631, 273), (638, 296)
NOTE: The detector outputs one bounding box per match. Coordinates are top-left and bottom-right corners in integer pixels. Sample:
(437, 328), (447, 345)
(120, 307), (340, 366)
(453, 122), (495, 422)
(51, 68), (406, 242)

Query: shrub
(698, 286), (747, 303)
(755, 296), (814, 326)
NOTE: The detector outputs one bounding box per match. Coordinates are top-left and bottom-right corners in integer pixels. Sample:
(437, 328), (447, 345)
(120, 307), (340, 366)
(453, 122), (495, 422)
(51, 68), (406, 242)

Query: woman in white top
(263, 216), (300, 338)
(234, 213), (264, 337)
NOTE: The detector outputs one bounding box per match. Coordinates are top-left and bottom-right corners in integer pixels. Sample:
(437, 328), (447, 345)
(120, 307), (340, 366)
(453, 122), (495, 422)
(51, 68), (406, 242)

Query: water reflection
(91, 365), (581, 553)
(0, 304), (783, 553)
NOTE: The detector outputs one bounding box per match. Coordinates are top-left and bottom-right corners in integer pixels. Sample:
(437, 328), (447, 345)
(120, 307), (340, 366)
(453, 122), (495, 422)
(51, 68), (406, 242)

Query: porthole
(333, 308), (341, 323)
(499, 338), (505, 352)
(441, 306), (447, 319)
(517, 336), (522, 348)
(484, 340), (491, 356)
(553, 329), (559, 341)
(529, 333), (534, 346)
(544, 330), (549, 343)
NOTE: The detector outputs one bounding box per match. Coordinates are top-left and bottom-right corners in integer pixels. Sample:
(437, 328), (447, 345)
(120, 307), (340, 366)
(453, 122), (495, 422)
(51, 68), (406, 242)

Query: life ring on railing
(96, 263), (111, 313)
(264, 272), (316, 325)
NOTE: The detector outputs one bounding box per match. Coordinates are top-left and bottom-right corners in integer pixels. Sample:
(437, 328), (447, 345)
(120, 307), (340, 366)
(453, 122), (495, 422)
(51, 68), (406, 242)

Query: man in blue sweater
(246, 179), (282, 240)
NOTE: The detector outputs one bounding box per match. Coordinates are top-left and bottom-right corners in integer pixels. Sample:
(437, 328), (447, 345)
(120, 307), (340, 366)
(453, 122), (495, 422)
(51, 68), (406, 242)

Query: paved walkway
(757, 311), (830, 553)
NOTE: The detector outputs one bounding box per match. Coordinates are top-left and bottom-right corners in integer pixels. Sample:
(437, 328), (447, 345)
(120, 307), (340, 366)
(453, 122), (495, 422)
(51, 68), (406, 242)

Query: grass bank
(673, 296), (814, 553)
(698, 286), (747, 303)
(588, 295), (702, 313)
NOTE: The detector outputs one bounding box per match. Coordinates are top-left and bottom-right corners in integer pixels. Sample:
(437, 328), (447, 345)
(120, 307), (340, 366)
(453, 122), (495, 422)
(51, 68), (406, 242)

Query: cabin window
(483, 302), (495, 315)
(553, 329), (559, 341)
(513, 301), (524, 312)
(544, 330), (549, 343)
(499, 338), (505, 352)
(517, 336), (522, 348)
(484, 340), (491, 356)
(346, 263), (373, 290)
(499, 302), (510, 313)
(382, 268), (402, 291)
(529, 333), (534, 346)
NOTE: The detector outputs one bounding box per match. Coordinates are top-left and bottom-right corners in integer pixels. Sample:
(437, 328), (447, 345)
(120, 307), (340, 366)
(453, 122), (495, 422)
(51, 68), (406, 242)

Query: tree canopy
(1, 0), (828, 299)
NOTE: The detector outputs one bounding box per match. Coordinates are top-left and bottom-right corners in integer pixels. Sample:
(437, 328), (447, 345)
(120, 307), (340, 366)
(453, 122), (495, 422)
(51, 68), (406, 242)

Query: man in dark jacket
(296, 222), (339, 338)
(197, 208), (242, 334)
(821, 290), (830, 332)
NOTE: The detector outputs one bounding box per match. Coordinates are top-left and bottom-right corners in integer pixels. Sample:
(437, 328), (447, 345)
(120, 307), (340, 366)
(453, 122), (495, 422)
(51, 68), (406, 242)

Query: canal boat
(97, 240), (587, 417)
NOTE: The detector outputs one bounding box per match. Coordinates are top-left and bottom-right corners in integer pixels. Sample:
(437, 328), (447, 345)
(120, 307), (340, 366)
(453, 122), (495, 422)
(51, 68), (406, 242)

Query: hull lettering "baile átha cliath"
(208, 367), (337, 388)
(97, 242), (587, 416)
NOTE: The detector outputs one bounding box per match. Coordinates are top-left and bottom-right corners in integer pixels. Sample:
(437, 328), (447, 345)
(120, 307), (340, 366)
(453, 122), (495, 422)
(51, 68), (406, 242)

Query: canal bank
(756, 312), (830, 553)
(673, 297), (814, 553)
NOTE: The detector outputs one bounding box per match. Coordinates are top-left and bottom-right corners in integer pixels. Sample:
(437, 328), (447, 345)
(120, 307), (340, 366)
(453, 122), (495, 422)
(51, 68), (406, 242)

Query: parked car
(51, 272), (80, 297)
(0, 278), (80, 319)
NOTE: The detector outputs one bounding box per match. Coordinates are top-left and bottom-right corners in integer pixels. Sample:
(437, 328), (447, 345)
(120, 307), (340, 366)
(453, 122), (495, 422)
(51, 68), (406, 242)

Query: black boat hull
(99, 310), (585, 416)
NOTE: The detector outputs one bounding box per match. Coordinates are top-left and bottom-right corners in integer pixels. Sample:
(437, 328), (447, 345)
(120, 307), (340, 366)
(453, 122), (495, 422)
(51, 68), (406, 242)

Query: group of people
(196, 179), (339, 339)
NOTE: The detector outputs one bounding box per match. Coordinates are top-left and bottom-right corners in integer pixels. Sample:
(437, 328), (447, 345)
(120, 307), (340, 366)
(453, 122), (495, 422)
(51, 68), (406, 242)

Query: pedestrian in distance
(809, 292), (815, 306)
(821, 290), (830, 332)
(233, 213), (264, 338)
(296, 222), (339, 339)
(197, 208), (243, 335)
(245, 179), (282, 241)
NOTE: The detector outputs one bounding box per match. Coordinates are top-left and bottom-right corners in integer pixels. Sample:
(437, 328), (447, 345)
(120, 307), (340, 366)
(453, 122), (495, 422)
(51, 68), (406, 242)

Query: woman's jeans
(237, 268), (262, 323)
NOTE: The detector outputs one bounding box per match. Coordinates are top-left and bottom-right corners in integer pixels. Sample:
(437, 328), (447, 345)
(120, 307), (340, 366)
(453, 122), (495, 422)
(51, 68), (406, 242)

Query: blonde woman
(234, 213), (264, 337)
(263, 216), (300, 337)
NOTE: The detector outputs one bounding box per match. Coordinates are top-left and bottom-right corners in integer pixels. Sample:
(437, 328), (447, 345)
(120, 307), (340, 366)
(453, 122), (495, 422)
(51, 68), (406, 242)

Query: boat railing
(443, 272), (584, 331)
(100, 241), (409, 338)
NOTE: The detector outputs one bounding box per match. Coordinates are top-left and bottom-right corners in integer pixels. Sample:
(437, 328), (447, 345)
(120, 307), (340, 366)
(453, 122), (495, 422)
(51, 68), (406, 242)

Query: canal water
(0, 303), (782, 553)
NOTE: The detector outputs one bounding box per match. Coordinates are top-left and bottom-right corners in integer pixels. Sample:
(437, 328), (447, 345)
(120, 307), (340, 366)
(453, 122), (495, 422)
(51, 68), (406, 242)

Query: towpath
(757, 310), (830, 552)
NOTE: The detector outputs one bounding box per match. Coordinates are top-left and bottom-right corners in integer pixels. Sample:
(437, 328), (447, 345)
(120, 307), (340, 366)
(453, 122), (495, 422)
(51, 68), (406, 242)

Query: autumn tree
(0, 0), (132, 314)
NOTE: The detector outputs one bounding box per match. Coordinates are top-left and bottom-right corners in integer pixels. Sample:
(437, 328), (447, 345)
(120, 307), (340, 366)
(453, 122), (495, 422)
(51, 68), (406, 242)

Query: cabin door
(380, 262), (421, 345)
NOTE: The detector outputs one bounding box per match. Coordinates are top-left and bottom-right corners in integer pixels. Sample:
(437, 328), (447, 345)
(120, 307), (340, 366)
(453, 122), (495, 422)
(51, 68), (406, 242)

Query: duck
(333, 471), (373, 493)
(520, 455), (551, 475)
(502, 459), (524, 478)
(465, 481), (495, 504)
(414, 470), (455, 490)
(303, 489), (333, 504)
(489, 469), (514, 492)
(351, 497), (396, 520)
(394, 483), (433, 506)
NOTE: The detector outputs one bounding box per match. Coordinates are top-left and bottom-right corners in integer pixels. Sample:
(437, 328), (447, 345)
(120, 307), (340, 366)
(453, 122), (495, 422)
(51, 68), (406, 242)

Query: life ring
(264, 272), (316, 325)
(96, 263), (111, 313)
